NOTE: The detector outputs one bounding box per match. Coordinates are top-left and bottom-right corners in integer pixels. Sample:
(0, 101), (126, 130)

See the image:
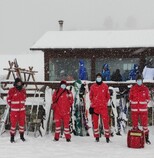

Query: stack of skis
(26, 86), (53, 137)
(70, 80), (90, 137)
(0, 103), (10, 135)
(109, 86), (130, 136)
(0, 83), (130, 138)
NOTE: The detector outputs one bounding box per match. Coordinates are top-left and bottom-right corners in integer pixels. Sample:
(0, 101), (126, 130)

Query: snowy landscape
(1, 0), (154, 157)
(0, 124), (154, 158)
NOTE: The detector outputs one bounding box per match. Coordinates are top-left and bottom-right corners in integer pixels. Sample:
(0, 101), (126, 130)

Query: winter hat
(136, 74), (143, 81)
(134, 64), (138, 70)
(60, 80), (67, 85)
(14, 78), (22, 86)
(79, 59), (84, 66)
(96, 73), (102, 78)
(103, 64), (109, 69)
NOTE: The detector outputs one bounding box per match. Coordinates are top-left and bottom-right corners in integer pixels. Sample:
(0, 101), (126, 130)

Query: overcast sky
(0, 0), (154, 54)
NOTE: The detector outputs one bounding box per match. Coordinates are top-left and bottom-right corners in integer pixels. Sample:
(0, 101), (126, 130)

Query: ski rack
(0, 79), (10, 135)
(26, 87), (53, 137)
(26, 90), (44, 137)
(3, 59), (38, 90)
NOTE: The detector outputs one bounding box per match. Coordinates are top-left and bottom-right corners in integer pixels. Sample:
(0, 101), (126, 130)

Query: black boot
(53, 138), (59, 141)
(106, 137), (110, 143)
(66, 139), (71, 142)
(95, 137), (99, 142)
(10, 135), (15, 143)
(20, 133), (26, 142)
(116, 131), (121, 136)
(145, 135), (151, 144)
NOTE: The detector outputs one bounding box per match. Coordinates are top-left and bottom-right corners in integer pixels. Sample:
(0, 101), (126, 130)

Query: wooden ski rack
(3, 59), (38, 90)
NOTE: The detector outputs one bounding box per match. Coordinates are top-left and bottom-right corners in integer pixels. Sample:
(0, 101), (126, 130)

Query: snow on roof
(30, 30), (154, 50)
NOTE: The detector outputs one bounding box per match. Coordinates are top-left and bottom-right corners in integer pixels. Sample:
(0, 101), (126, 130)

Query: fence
(0, 80), (154, 136)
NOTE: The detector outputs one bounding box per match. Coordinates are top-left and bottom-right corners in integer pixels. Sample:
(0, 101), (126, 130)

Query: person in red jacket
(7, 78), (26, 143)
(52, 80), (73, 142)
(89, 73), (110, 143)
(129, 74), (151, 144)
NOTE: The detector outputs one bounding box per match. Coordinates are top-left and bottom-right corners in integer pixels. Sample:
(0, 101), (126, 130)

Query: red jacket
(89, 83), (110, 113)
(52, 88), (73, 115)
(7, 87), (26, 111)
(129, 84), (150, 112)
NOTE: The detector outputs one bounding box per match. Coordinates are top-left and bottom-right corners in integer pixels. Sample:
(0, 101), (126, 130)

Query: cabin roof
(30, 30), (154, 50)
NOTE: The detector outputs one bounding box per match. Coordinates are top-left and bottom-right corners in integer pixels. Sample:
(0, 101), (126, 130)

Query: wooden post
(91, 57), (96, 81)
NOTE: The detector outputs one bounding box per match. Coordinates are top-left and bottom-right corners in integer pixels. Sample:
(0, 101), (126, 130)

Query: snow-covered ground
(0, 126), (154, 158)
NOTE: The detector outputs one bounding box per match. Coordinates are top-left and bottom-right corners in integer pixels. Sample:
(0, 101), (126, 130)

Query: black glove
(89, 107), (94, 115)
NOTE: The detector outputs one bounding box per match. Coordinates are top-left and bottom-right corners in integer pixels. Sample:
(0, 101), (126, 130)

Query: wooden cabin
(30, 30), (154, 81)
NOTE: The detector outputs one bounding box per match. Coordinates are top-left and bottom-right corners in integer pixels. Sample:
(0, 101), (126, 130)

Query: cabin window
(49, 58), (91, 81)
(145, 56), (154, 67)
(96, 58), (139, 81)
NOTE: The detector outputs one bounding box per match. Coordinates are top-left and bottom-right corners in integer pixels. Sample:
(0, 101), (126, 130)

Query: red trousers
(10, 110), (25, 135)
(54, 113), (71, 140)
(92, 112), (110, 138)
(131, 111), (149, 135)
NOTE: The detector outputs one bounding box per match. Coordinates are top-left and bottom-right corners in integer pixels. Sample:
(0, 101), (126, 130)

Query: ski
(109, 87), (118, 136)
(116, 87), (129, 135)
(72, 80), (90, 136)
(40, 86), (53, 136)
(27, 90), (44, 137)
(34, 90), (41, 137)
(0, 104), (10, 135)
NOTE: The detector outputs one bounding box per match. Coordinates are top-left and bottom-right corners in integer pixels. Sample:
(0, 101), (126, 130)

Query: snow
(30, 30), (154, 50)
(0, 127), (154, 158)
